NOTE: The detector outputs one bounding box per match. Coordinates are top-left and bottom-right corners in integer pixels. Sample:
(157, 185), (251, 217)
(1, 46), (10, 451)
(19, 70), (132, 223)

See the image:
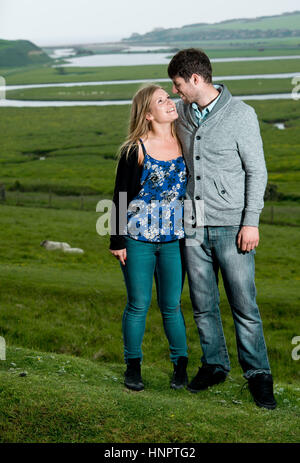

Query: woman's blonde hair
(118, 84), (177, 165)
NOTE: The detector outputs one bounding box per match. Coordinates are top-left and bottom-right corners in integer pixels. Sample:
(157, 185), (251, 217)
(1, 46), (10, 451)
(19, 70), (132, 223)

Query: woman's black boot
(124, 358), (144, 391)
(171, 356), (188, 390)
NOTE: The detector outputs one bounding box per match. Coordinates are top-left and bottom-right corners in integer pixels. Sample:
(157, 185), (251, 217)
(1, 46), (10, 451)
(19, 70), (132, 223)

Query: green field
(124, 11), (300, 45)
(182, 12), (300, 31)
(6, 78), (296, 101)
(0, 202), (299, 442)
(0, 100), (299, 198)
(157, 37), (300, 52)
(186, 46), (300, 56)
(1, 58), (300, 85)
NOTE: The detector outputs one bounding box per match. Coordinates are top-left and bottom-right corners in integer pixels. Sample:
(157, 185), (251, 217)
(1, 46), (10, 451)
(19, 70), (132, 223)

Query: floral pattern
(127, 153), (187, 242)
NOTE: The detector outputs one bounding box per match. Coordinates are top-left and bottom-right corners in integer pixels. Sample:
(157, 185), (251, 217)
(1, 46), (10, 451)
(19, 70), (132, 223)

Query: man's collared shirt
(192, 84), (222, 126)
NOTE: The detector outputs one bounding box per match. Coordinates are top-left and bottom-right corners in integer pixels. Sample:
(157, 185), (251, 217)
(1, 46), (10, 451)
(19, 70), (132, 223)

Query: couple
(109, 49), (276, 410)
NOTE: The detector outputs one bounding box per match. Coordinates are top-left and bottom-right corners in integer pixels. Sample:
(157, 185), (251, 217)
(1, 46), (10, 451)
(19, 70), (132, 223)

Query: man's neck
(194, 84), (220, 110)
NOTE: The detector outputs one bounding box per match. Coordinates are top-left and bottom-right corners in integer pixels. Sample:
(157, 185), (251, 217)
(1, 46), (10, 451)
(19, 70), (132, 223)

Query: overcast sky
(0, 0), (299, 46)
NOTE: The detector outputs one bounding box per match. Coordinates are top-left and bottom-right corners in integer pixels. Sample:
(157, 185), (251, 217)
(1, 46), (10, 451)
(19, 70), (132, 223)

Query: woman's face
(146, 88), (178, 124)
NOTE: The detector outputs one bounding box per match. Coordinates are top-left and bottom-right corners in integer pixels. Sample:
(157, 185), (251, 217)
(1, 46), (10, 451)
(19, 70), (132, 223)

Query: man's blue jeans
(184, 226), (271, 379)
(121, 237), (188, 364)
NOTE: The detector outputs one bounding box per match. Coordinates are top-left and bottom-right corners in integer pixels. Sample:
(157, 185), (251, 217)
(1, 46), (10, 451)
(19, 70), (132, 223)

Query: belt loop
(206, 226), (210, 242)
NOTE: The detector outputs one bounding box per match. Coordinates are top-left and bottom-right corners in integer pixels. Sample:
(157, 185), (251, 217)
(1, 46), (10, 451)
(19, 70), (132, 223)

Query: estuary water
(4, 72), (300, 92)
(57, 53), (300, 67)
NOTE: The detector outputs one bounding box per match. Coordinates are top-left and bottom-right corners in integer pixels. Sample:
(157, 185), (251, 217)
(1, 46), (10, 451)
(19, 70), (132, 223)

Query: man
(168, 48), (276, 410)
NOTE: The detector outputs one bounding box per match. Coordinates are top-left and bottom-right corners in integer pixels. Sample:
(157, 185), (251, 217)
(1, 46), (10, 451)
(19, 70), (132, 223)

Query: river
(4, 72), (300, 92)
(57, 53), (300, 67)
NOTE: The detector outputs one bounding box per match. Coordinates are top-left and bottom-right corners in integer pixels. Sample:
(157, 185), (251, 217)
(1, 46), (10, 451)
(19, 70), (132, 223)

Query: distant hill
(0, 39), (52, 67)
(123, 11), (300, 43)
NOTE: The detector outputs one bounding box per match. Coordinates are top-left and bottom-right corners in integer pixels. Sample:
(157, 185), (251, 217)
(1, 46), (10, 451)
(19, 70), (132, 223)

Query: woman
(109, 84), (188, 391)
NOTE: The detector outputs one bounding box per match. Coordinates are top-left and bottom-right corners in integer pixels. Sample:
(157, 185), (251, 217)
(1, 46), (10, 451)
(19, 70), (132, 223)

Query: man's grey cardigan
(175, 84), (267, 228)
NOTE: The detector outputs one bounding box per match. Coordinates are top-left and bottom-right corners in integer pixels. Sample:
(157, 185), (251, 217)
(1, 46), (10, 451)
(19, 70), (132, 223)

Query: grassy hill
(0, 199), (299, 442)
(124, 11), (300, 44)
(0, 39), (52, 67)
(0, 345), (298, 443)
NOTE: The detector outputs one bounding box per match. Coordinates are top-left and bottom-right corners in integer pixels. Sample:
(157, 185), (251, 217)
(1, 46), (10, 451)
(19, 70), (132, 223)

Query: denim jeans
(121, 237), (188, 364)
(184, 226), (271, 379)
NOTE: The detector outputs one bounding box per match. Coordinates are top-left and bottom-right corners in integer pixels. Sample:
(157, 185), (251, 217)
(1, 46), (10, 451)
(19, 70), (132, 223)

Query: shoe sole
(253, 398), (277, 410)
(124, 382), (144, 392)
(186, 386), (202, 393)
(170, 381), (188, 390)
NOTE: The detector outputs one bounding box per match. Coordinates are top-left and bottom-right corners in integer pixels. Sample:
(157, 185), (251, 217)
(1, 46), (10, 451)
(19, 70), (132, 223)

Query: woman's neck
(145, 122), (173, 142)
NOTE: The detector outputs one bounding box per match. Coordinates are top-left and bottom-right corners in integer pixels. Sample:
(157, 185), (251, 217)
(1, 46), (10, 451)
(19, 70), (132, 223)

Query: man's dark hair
(168, 48), (212, 83)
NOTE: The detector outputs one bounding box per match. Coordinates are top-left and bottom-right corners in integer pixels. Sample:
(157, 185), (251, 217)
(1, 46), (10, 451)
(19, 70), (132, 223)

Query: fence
(0, 187), (299, 226)
(0, 188), (102, 212)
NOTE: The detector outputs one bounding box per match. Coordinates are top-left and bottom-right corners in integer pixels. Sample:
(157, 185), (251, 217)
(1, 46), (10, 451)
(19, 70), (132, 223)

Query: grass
(261, 202), (300, 226)
(2, 193), (300, 229)
(0, 205), (298, 368)
(0, 105), (126, 195)
(1, 345), (299, 443)
(0, 39), (52, 67)
(1, 58), (300, 85)
(0, 203), (299, 442)
(5, 78), (296, 101)
(0, 100), (299, 198)
(183, 12), (300, 31)
(171, 37), (300, 50)
(204, 48), (300, 57)
(127, 12), (300, 47)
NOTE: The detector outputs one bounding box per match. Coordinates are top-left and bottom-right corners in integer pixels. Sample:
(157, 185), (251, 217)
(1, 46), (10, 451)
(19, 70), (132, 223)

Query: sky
(0, 0), (299, 46)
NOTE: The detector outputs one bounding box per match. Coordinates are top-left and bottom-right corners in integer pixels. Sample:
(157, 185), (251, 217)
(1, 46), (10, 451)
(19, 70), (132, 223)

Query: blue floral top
(126, 140), (187, 242)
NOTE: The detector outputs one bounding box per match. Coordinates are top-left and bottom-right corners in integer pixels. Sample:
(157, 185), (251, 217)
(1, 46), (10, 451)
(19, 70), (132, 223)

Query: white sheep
(40, 240), (84, 254)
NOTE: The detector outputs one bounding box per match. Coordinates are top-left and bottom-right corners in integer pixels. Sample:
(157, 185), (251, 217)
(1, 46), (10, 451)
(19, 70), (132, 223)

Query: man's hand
(109, 248), (127, 266)
(237, 226), (259, 252)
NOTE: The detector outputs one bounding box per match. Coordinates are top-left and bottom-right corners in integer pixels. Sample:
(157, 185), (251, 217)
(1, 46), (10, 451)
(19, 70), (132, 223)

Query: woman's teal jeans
(120, 237), (188, 364)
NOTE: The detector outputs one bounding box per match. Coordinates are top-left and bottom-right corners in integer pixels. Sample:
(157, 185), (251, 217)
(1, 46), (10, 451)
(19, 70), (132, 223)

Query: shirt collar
(192, 84), (222, 124)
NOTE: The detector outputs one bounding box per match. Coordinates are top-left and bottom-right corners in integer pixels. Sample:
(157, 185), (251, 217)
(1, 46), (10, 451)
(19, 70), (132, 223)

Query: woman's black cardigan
(109, 146), (144, 250)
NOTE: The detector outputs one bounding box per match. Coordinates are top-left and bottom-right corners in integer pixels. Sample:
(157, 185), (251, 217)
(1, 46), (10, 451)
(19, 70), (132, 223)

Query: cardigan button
(196, 135), (201, 140)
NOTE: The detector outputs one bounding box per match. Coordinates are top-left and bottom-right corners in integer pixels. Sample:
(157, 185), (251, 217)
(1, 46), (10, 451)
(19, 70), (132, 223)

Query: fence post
(271, 205), (274, 224)
(0, 184), (5, 201)
(0, 336), (6, 361)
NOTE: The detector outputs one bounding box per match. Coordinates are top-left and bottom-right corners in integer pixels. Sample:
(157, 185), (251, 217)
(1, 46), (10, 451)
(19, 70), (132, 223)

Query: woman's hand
(109, 248), (127, 266)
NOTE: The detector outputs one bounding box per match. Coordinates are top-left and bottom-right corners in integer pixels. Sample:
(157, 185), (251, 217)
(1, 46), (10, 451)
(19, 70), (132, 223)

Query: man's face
(171, 75), (197, 103)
